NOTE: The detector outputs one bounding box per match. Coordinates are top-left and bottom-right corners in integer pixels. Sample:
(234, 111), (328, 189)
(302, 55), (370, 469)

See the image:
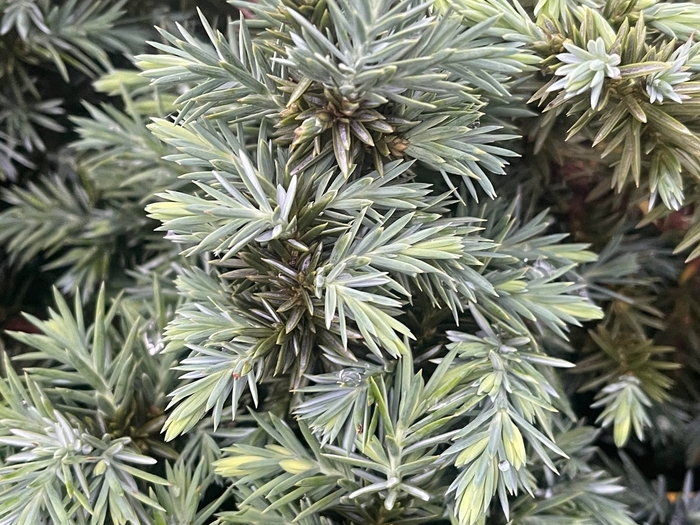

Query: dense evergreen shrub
(2, 0), (700, 523)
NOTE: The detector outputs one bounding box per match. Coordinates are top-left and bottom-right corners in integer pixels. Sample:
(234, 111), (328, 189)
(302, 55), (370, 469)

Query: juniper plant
(2, 0), (700, 524)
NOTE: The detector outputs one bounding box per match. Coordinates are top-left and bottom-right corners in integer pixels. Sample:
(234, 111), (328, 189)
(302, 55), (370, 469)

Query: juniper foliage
(1, 0), (700, 524)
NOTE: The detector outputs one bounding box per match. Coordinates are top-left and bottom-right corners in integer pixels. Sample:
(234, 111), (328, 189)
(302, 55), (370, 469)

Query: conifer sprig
(138, 2), (609, 523)
(0, 286), (175, 524)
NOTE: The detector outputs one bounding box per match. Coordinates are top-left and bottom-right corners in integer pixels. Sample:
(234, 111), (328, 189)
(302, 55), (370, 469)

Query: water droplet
(531, 257), (555, 278)
(338, 369), (362, 387)
(498, 460), (510, 472)
(142, 327), (164, 355)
